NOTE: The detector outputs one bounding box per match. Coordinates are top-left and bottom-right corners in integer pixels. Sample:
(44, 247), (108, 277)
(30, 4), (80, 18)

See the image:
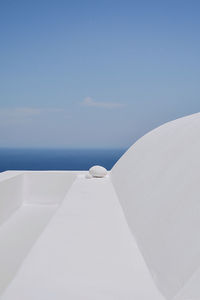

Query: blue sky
(0, 0), (200, 148)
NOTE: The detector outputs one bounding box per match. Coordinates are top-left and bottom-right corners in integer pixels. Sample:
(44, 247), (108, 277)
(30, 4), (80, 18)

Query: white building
(0, 112), (200, 299)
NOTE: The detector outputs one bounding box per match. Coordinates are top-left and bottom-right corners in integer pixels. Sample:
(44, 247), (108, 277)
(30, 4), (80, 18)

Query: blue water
(0, 148), (126, 172)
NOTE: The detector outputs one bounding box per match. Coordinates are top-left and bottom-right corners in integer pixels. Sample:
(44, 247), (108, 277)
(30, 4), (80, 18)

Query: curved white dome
(111, 112), (200, 300)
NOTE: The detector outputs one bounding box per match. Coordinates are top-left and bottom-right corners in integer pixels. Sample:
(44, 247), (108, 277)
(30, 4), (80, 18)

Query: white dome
(111, 112), (200, 300)
(89, 165), (107, 178)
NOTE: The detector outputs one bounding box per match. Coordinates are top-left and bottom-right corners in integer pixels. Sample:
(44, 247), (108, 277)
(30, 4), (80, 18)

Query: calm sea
(0, 148), (126, 172)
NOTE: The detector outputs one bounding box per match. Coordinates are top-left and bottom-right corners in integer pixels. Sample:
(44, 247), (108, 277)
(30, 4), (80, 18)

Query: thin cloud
(82, 97), (124, 108)
(14, 107), (42, 116)
(0, 107), (64, 118)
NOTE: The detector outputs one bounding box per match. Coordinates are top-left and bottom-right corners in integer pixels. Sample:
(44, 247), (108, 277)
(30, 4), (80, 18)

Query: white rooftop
(0, 112), (200, 299)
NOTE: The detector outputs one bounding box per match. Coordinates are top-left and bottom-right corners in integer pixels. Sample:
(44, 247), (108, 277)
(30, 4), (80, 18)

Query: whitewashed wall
(0, 174), (23, 225)
(111, 113), (200, 299)
(23, 171), (77, 204)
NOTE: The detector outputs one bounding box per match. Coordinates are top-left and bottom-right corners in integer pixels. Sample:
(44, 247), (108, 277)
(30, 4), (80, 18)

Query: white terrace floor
(0, 174), (163, 300)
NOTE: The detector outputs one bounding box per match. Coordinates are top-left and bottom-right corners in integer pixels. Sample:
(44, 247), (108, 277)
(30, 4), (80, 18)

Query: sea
(0, 148), (126, 173)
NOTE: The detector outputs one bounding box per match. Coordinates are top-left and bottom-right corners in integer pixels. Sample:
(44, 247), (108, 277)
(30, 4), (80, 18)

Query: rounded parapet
(111, 112), (200, 299)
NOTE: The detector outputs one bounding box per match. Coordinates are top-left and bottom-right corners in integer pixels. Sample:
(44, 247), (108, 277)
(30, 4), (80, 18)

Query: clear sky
(0, 0), (200, 148)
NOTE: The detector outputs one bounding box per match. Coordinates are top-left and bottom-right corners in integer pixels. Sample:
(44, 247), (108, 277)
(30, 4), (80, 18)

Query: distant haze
(0, 0), (200, 148)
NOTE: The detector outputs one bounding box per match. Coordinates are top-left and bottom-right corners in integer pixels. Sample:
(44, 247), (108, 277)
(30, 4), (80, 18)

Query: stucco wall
(111, 113), (200, 299)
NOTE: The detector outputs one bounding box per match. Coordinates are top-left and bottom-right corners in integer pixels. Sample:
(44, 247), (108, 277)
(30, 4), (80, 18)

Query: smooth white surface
(1, 176), (164, 300)
(0, 203), (57, 294)
(111, 112), (200, 299)
(0, 171), (77, 296)
(23, 171), (77, 204)
(1, 113), (200, 299)
(89, 165), (108, 178)
(0, 174), (23, 225)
